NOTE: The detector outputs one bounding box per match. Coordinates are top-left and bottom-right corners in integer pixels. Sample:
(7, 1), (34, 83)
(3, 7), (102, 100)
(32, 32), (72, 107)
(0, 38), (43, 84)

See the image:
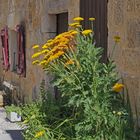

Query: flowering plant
(31, 17), (135, 139)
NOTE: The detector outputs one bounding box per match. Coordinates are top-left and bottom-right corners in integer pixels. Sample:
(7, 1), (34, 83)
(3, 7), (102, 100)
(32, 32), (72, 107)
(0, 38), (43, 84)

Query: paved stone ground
(0, 108), (23, 140)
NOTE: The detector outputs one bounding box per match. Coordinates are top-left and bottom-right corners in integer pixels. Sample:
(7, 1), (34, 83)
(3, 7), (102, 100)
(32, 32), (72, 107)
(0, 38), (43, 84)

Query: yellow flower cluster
(32, 16), (95, 67)
(69, 17), (84, 28)
(32, 52), (42, 58)
(32, 60), (40, 65)
(32, 30), (77, 67)
(89, 17), (96, 21)
(82, 29), (92, 35)
(69, 22), (80, 27)
(34, 130), (45, 138)
(73, 17), (84, 21)
(32, 45), (39, 49)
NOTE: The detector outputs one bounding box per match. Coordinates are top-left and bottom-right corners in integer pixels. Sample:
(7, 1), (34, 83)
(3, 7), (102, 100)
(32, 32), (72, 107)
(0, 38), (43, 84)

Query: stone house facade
(0, 0), (80, 103)
(0, 0), (139, 118)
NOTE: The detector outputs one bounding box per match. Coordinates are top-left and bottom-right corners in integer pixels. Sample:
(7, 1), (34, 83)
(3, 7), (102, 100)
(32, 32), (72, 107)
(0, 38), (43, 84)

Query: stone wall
(0, 0), (80, 102)
(0, 0), (139, 123)
(108, 0), (140, 121)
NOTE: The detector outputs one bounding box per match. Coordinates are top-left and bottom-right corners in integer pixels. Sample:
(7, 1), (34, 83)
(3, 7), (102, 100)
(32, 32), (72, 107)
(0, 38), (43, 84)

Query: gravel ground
(0, 107), (23, 140)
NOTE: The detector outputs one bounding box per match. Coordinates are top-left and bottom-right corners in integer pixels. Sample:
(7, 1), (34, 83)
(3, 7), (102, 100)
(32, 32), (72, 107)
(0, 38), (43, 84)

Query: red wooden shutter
(0, 27), (10, 71)
(15, 25), (26, 77)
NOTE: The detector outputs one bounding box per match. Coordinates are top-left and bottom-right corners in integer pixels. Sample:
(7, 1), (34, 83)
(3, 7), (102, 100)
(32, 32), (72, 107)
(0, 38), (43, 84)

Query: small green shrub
(5, 104), (22, 115)
(21, 80), (72, 140)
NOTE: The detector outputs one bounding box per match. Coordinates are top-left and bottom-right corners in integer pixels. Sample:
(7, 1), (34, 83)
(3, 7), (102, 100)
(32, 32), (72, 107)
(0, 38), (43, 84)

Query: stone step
(0, 107), (23, 139)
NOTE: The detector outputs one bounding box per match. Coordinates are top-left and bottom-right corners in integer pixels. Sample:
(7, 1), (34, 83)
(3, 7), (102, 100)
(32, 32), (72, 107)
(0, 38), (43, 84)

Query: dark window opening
(55, 12), (68, 99)
(15, 25), (26, 77)
(56, 12), (68, 35)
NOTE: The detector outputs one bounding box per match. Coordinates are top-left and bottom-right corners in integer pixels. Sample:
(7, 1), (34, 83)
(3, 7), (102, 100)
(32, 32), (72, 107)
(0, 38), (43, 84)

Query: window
(0, 25), (26, 77)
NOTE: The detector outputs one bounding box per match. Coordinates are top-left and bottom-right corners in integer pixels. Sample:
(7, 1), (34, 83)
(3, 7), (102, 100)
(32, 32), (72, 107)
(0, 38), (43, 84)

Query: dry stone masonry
(108, 0), (140, 121)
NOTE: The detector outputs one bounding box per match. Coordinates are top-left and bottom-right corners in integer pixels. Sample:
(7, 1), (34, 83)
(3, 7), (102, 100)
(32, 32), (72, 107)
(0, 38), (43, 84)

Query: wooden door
(80, 0), (108, 62)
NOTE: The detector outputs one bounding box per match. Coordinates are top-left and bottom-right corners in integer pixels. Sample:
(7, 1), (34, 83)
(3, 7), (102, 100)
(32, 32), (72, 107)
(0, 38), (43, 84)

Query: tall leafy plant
(31, 17), (135, 139)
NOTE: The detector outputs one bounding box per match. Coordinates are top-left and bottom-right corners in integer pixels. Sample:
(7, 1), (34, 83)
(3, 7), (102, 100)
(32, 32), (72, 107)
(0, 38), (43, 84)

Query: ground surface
(0, 108), (23, 140)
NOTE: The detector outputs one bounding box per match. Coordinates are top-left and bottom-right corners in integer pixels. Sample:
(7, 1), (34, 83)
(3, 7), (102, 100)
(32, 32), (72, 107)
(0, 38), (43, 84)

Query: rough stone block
(127, 0), (135, 12)
(41, 15), (56, 33)
(113, 0), (124, 25)
(48, 0), (69, 14)
(120, 49), (140, 75)
(7, 11), (25, 29)
(135, 0), (140, 12)
(7, 13), (15, 29)
(127, 18), (140, 48)
(8, 0), (16, 13)
(122, 74), (140, 118)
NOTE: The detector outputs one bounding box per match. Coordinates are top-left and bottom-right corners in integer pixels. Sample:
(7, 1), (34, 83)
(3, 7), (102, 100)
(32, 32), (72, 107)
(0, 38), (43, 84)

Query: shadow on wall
(125, 83), (140, 137)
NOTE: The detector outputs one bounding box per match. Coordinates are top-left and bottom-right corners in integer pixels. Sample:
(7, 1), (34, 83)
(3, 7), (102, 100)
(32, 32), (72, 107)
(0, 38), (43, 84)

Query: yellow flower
(63, 34), (73, 39)
(47, 51), (65, 63)
(46, 42), (54, 47)
(41, 49), (49, 54)
(32, 45), (39, 49)
(113, 83), (124, 92)
(75, 24), (82, 28)
(114, 36), (121, 43)
(69, 22), (80, 27)
(117, 112), (122, 116)
(54, 51), (65, 57)
(42, 43), (49, 49)
(82, 29), (92, 35)
(43, 50), (53, 59)
(73, 17), (84, 21)
(55, 34), (63, 40)
(89, 17), (96, 21)
(32, 52), (42, 58)
(39, 60), (48, 65)
(70, 31), (78, 35)
(47, 45), (64, 55)
(65, 59), (74, 66)
(57, 44), (68, 49)
(47, 39), (53, 43)
(53, 39), (60, 44)
(32, 60), (40, 65)
(42, 45), (48, 49)
(34, 130), (45, 138)
(59, 37), (69, 43)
